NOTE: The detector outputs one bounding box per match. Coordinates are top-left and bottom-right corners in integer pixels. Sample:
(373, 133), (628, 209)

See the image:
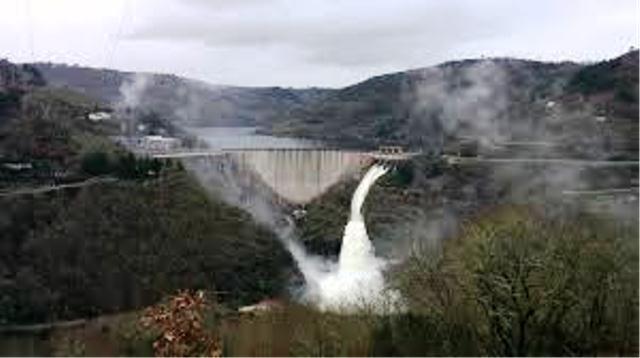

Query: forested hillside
(0, 62), (293, 325)
(267, 51), (639, 160)
(1, 169), (291, 324)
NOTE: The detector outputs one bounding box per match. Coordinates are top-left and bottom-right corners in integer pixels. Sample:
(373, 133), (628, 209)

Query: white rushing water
(291, 164), (398, 312)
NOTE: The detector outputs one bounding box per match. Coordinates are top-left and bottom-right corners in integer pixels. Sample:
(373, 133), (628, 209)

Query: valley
(0, 47), (638, 356)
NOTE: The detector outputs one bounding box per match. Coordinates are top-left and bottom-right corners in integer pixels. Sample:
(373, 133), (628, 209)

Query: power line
(24, 0), (35, 61)
(106, 0), (131, 68)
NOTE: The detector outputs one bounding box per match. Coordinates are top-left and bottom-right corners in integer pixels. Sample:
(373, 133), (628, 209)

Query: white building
(238, 299), (284, 314)
(139, 135), (181, 152)
(2, 162), (33, 170)
(87, 111), (112, 122)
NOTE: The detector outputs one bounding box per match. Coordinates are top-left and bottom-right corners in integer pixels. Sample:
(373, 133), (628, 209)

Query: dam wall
(183, 149), (372, 206)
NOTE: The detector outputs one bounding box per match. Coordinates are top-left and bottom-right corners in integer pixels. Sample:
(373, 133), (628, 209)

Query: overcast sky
(0, 0), (638, 87)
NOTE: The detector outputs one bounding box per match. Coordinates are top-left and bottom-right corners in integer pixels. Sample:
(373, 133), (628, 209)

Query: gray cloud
(129, 0), (505, 68)
(123, 0), (638, 86)
(0, 0), (637, 87)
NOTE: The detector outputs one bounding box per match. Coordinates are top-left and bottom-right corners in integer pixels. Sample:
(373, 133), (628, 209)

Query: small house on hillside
(2, 162), (33, 171)
(87, 111), (112, 122)
(238, 299), (284, 314)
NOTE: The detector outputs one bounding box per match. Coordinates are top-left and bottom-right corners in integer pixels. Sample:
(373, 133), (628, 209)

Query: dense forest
(1, 168), (292, 324)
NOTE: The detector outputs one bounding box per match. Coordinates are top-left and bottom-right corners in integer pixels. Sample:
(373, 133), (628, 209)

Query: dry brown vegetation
(140, 290), (222, 357)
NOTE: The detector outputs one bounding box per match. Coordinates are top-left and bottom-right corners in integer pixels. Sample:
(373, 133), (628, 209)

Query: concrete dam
(179, 149), (376, 205)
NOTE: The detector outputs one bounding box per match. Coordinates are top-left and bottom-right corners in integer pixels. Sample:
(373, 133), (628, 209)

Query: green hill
(267, 51), (638, 160)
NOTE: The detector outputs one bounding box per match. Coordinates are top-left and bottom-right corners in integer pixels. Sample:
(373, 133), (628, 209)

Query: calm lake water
(184, 127), (320, 150)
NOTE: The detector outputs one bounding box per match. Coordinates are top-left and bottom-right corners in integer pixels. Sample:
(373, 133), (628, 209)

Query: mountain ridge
(268, 50), (638, 158)
(30, 62), (331, 127)
(27, 51), (639, 159)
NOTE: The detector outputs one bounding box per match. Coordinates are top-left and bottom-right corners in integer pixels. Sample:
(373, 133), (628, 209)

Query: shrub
(80, 151), (112, 176)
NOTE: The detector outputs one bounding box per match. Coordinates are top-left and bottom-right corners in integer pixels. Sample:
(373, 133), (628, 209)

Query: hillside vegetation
(216, 208), (638, 357)
(15, 206), (635, 357)
(0, 63), (293, 325)
(1, 168), (291, 325)
(268, 51), (639, 159)
(31, 52), (638, 161)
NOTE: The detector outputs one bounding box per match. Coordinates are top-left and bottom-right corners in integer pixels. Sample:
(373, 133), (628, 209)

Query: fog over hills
(32, 62), (330, 127)
(269, 51), (638, 154)
(29, 50), (638, 159)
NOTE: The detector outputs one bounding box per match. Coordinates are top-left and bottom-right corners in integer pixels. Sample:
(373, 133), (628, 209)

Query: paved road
(0, 319), (87, 334)
(151, 150), (227, 159)
(0, 177), (118, 197)
(151, 148), (419, 160)
(562, 187), (639, 196)
(447, 156), (639, 167)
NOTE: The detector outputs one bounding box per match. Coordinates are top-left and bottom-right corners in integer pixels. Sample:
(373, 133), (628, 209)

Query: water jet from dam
(293, 164), (399, 312)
